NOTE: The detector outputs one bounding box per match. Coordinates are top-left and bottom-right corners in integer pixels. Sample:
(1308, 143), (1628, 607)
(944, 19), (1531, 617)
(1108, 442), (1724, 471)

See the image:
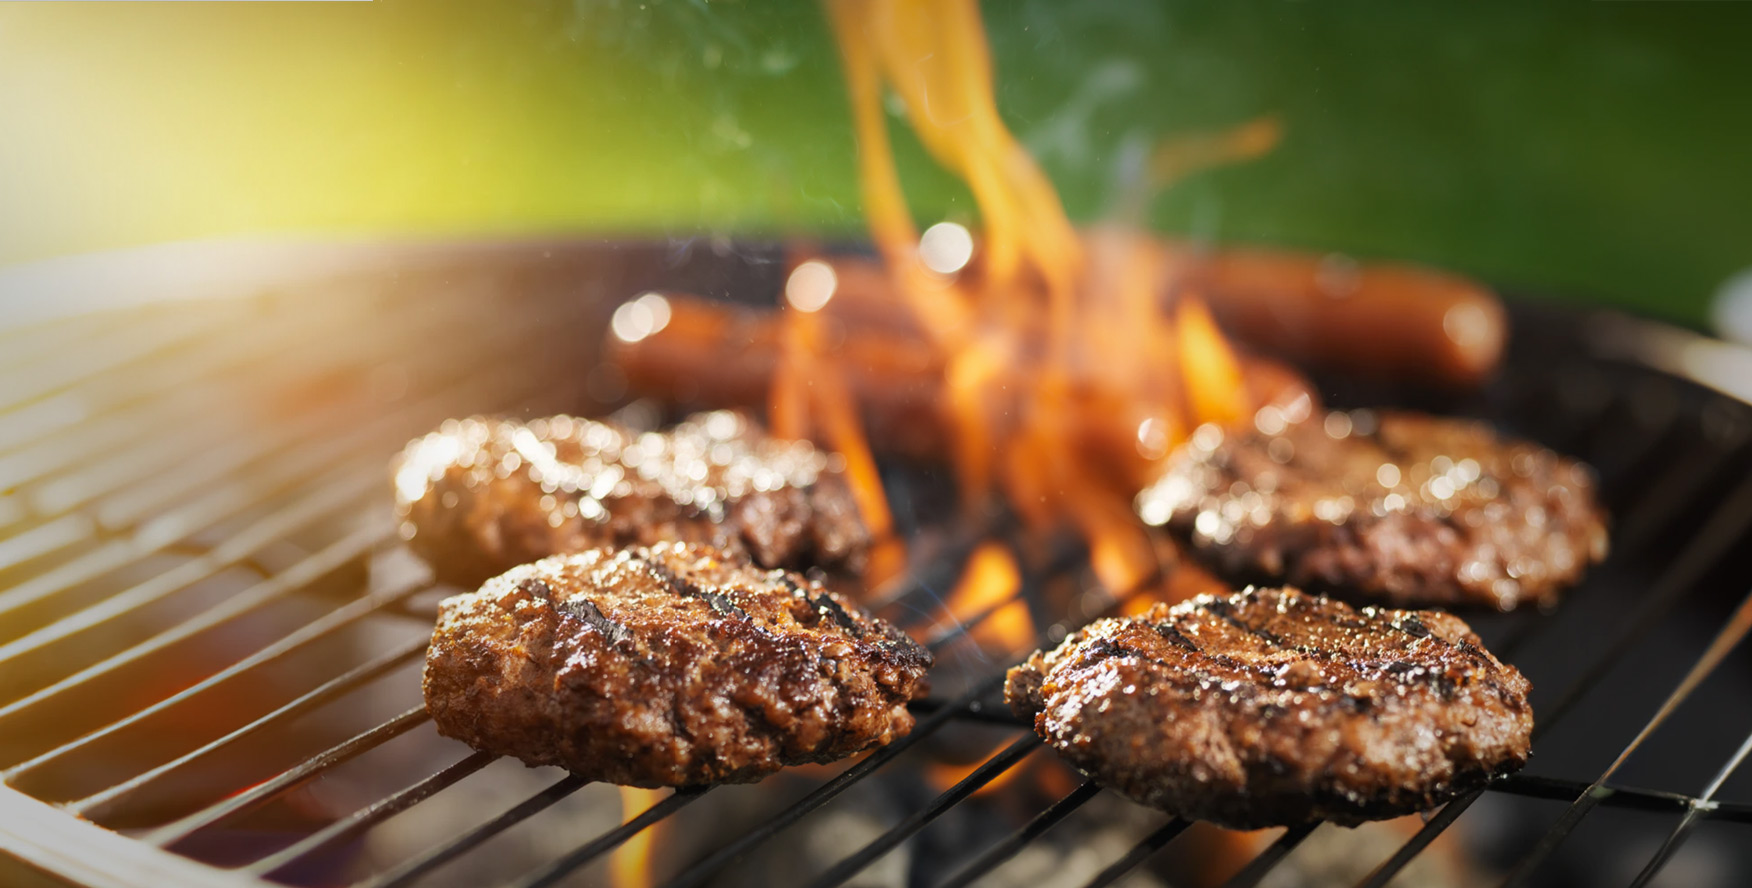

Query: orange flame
(813, 0), (1273, 598)
(1121, 552), (1231, 618)
(925, 736), (1032, 798)
(925, 739), (1087, 798)
(609, 787), (666, 888)
(772, 259), (905, 586)
(939, 542), (1030, 653)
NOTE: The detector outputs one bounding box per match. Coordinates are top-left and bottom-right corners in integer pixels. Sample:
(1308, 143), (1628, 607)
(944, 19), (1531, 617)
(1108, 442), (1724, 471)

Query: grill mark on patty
(520, 577), (631, 646)
(780, 574), (867, 639)
(1179, 597), (1489, 698)
(1138, 410), (1608, 612)
(1094, 616), (1463, 700)
(1393, 615), (1432, 638)
(562, 598), (632, 647)
(1200, 597), (1295, 649)
(641, 554), (753, 622)
(1155, 623), (1202, 651)
(393, 413), (873, 590)
(1005, 587), (1533, 828)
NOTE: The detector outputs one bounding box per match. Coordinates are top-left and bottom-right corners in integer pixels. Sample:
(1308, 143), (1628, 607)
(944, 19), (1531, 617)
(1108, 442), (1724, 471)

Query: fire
(800, 0), (1269, 594)
(925, 736), (1032, 798)
(938, 541), (1030, 654)
(610, 787), (666, 888)
(772, 260), (908, 586)
(1122, 549), (1231, 618)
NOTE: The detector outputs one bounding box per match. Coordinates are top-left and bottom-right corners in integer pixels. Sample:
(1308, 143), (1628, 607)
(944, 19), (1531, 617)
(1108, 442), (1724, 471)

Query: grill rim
(4, 240), (1752, 888)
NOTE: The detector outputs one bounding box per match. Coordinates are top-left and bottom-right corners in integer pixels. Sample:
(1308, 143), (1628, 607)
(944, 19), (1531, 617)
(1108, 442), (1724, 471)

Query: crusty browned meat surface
(1136, 409), (1608, 610)
(1006, 587), (1531, 829)
(393, 410), (870, 587)
(423, 542), (931, 786)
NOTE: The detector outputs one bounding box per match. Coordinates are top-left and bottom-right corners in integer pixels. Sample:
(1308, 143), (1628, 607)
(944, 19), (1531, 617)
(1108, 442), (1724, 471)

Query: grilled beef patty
(1007, 587), (1530, 828)
(424, 542), (931, 786)
(394, 411), (870, 587)
(1136, 409), (1607, 610)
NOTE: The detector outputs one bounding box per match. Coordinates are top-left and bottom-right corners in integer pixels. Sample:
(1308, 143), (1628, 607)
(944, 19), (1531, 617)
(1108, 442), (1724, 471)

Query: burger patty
(1006, 587), (1531, 829)
(394, 410), (870, 587)
(423, 542), (932, 786)
(1136, 409), (1608, 610)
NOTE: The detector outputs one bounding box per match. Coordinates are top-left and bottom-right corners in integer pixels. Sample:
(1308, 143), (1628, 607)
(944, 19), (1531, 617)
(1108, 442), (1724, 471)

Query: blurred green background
(1, 0), (1747, 327)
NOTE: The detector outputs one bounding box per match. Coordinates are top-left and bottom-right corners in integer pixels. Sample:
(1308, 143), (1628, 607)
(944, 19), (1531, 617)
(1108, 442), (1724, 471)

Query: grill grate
(3, 241), (1752, 888)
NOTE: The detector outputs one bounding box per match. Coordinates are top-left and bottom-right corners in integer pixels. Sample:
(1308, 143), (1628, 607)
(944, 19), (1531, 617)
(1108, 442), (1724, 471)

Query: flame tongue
(610, 787), (667, 888)
(818, 0), (1264, 595)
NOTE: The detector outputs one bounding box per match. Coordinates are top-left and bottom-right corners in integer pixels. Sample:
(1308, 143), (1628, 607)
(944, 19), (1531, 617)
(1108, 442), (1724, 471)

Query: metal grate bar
(935, 780), (1102, 888)
(25, 423), (280, 531)
(0, 347), (571, 621)
(357, 774), (590, 888)
(906, 696), (1027, 728)
(922, 588), (1033, 654)
(1609, 438), (1742, 554)
(3, 390), (265, 503)
(1079, 818), (1191, 888)
(248, 540), (1080, 887)
(664, 574), (1156, 888)
(0, 295), (371, 429)
(1354, 792), (1479, 888)
(5, 292), (580, 565)
(0, 292), (362, 469)
(1500, 583), (1752, 886)
(89, 360), (508, 535)
(0, 496), (23, 530)
(1708, 800), (1752, 823)
(0, 519), (397, 746)
(248, 750), (497, 878)
(1523, 469), (1752, 737)
(96, 418), (376, 534)
(637, 563), (1142, 888)
(3, 560), (424, 782)
(506, 787), (708, 888)
(1349, 454), (1748, 887)
(1355, 767), (1747, 887)
(661, 674), (1008, 888)
(805, 734), (1043, 888)
(1, 430), (383, 617)
(1586, 402), (1681, 494)
(69, 636), (430, 820)
(73, 298), (551, 532)
(860, 524), (1001, 613)
(0, 514), (95, 573)
(144, 706), (431, 848)
(0, 307), (239, 410)
(1218, 822), (1319, 888)
(1628, 725), (1752, 887)
(0, 395), (94, 462)
(0, 467), (379, 665)
(0, 312), (131, 381)
(2, 278), (524, 471)
(1494, 773), (1694, 810)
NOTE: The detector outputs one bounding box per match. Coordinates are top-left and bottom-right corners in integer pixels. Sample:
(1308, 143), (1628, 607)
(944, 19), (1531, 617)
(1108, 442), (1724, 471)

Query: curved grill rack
(2, 240), (1751, 888)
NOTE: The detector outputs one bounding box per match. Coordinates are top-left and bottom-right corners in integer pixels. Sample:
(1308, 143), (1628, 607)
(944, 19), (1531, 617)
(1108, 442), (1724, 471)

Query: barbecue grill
(3, 238), (1752, 888)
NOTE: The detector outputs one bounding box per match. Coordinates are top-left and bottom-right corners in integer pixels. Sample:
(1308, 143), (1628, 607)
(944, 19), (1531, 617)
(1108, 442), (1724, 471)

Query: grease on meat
(424, 542), (931, 786)
(1007, 586), (1531, 829)
(394, 410), (869, 587)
